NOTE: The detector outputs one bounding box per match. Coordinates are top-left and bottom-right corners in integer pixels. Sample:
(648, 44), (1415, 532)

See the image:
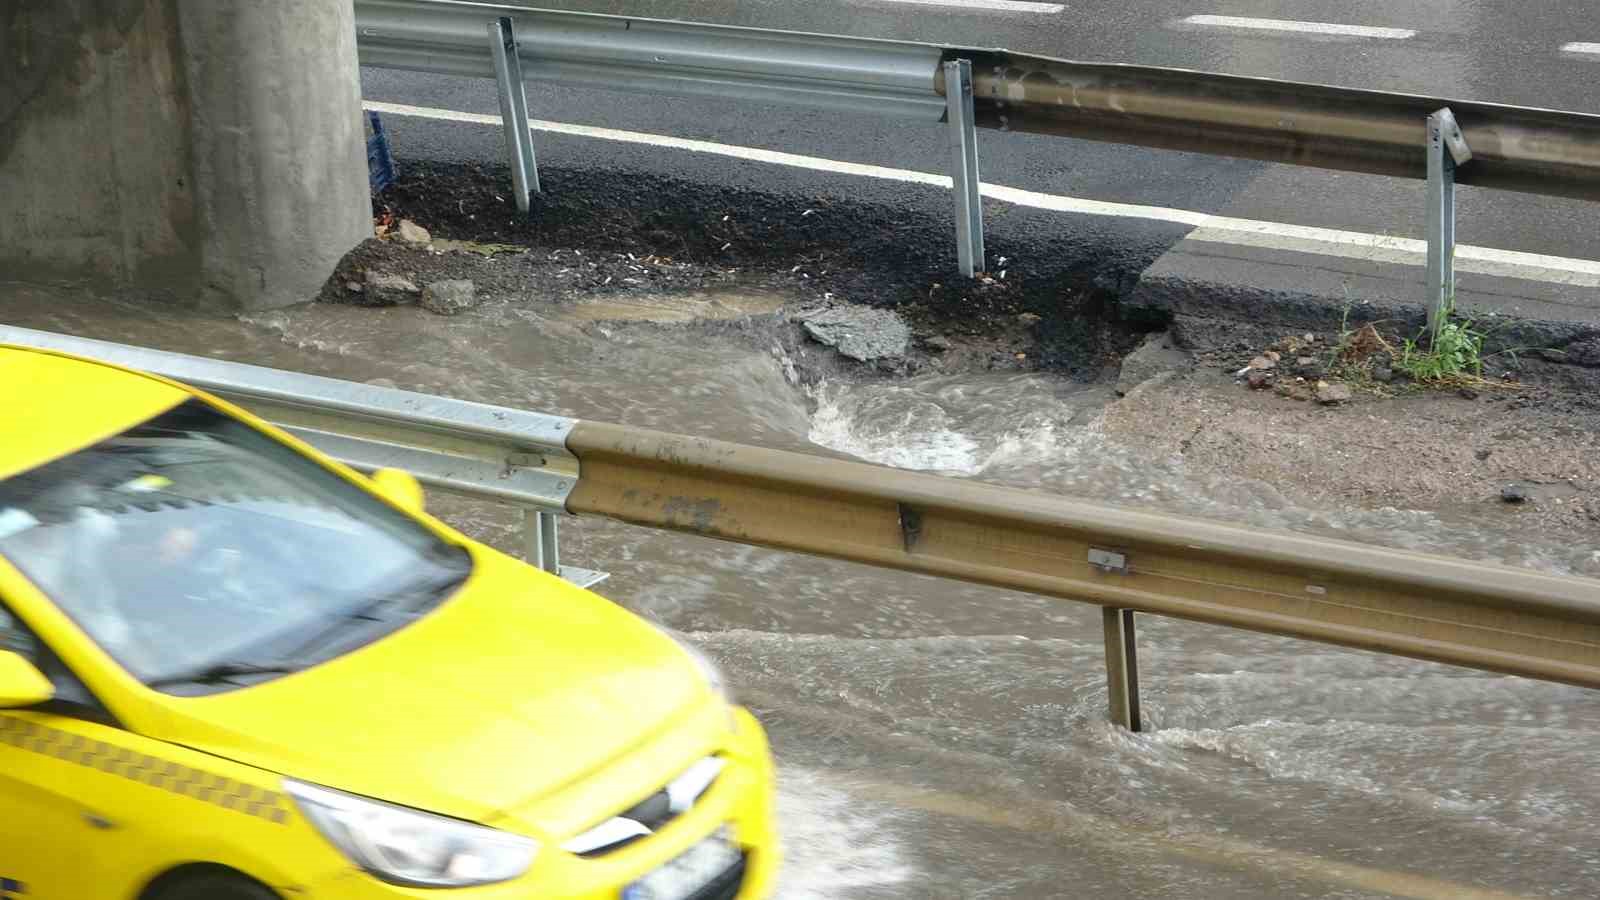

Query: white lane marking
(869, 0), (1065, 12)
(1560, 42), (1600, 55)
(364, 100), (1600, 288)
(1182, 15), (1416, 40)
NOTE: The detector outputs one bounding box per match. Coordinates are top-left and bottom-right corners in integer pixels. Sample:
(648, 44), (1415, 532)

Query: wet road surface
(7, 289), (1599, 898)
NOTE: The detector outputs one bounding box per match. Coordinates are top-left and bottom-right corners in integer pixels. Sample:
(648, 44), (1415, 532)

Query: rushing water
(6, 288), (1599, 899)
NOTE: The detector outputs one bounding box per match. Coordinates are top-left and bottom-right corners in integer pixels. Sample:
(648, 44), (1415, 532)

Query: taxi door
(0, 601), (123, 898)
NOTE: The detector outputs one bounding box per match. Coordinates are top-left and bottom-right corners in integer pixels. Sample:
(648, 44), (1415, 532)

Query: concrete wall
(0, 0), (370, 311)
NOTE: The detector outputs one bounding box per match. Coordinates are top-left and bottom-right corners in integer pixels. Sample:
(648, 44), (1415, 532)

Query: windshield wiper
(277, 567), (468, 663)
(145, 661), (301, 689)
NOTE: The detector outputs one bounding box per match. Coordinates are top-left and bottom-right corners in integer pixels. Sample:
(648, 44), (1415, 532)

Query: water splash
(773, 768), (917, 899)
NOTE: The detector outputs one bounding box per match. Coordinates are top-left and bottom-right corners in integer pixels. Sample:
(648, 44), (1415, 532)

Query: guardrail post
(1103, 608), (1142, 732)
(943, 59), (985, 278)
(490, 17), (540, 213)
(1425, 107), (1472, 343)
(524, 507), (561, 575)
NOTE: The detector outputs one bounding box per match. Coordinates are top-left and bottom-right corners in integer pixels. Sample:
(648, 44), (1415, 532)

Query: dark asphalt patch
(367, 159), (1178, 378)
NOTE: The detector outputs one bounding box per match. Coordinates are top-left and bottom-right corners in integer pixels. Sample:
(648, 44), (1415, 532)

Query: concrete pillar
(0, 0), (371, 311)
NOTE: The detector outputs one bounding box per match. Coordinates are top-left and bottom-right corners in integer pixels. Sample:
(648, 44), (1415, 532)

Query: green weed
(1395, 306), (1487, 382)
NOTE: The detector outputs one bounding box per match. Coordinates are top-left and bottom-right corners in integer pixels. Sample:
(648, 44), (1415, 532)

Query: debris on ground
(395, 219), (432, 246)
(433, 238), (526, 257)
(1314, 380), (1353, 405)
(1338, 323), (1393, 364)
(363, 270), (420, 305)
(1117, 330), (1192, 396)
(1501, 483), (1530, 503)
(796, 306), (910, 363)
(420, 279), (479, 316)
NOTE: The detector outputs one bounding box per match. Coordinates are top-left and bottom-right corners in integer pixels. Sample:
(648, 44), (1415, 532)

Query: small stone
(1274, 381), (1310, 401)
(345, 280), (363, 293)
(1565, 339), (1600, 367)
(1371, 365), (1394, 383)
(1475, 449), (1492, 461)
(1501, 484), (1529, 504)
(1246, 369), (1273, 390)
(1248, 356), (1276, 370)
(1315, 381), (1353, 405)
(1263, 350), (1281, 362)
(1304, 333), (1317, 343)
(395, 219), (432, 245)
(925, 335), (953, 351)
(363, 270), (421, 305)
(420, 279), (479, 316)
(1458, 387), (1480, 400)
(1294, 356), (1326, 379)
(1017, 312), (1042, 326)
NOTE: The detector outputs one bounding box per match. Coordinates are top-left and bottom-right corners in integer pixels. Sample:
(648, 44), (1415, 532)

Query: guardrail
(7, 325), (1598, 732)
(353, 0), (1600, 331)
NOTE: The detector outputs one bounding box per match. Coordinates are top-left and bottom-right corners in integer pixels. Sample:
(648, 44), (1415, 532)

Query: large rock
(363, 270), (420, 305)
(420, 279), (478, 316)
(798, 306), (910, 362)
(396, 219), (432, 246)
(1115, 331), (1193, 396)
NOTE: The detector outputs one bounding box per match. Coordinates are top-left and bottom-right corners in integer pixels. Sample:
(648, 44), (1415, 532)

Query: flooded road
(8, 288), (1599, 899)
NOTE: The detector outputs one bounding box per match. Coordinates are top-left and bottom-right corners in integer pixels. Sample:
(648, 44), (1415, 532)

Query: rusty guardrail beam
(566, 421), (1600, 694)
(9, 325), (1599, 729)
(943, 51), (1600, 202)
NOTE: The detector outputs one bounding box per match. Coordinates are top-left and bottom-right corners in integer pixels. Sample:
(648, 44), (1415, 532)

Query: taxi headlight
(285, 780), (537, 887)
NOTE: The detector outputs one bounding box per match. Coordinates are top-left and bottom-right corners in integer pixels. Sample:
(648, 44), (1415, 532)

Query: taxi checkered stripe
(0, 714), (290, 824)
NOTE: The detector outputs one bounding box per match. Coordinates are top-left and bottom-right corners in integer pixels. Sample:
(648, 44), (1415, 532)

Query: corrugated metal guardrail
(7, 325), (1598, 732)
(352, 0), (1600, 334)
(355, 0), (1600, 198)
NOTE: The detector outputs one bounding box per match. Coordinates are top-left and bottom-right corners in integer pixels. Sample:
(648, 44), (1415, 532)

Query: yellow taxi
(0, 345), (777, 899)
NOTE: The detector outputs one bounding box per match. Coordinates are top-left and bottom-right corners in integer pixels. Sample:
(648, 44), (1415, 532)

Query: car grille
(684, 854), (747, 900)
(563, 756), (725, 857)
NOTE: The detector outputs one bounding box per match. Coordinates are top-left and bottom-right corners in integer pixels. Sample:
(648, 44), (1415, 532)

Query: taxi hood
(138, 550), (715, 826)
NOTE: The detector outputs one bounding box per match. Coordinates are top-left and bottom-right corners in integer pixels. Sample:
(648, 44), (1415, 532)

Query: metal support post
(1103, 607), (1142, 732)
(943, 59), (985, 278)
(523, 506), (561, 575)
(490, 17), (540, 213)
(1425, 107), (1472, 343)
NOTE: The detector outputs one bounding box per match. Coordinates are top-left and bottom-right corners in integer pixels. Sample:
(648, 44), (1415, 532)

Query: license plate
(624, 828), (743, 900)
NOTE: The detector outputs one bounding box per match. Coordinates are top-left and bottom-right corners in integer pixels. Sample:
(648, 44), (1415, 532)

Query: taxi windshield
(0, 399), (470, 691)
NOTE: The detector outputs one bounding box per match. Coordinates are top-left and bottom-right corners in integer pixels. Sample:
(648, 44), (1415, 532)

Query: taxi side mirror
(370, 467), (425, 515)
(0, 651), (53, 708)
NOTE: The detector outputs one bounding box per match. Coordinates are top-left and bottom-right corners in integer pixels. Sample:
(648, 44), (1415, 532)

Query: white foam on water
(239, 310), (356, 356)
(772, 767), (918, 898)
(808, 384), (985, 473)
(806, 375), (1600, 577)
(806, 378), (1094, 476)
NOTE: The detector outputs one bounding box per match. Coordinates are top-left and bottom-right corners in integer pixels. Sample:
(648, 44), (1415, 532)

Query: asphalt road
(360, 0), (1600, 331)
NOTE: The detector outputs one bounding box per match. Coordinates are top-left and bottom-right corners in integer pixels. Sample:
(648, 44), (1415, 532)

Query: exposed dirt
(312, 161), (1600, 548)
(1105, 366), (1600, 537)
(352, 160), (1149, 379)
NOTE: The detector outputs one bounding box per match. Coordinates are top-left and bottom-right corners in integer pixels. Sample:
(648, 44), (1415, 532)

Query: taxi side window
(0, 601), (100, 715)
(0, 603), (39, 660)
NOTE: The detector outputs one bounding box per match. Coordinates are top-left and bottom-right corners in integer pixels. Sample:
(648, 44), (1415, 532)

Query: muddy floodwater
(7, 288), (1600, 899)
